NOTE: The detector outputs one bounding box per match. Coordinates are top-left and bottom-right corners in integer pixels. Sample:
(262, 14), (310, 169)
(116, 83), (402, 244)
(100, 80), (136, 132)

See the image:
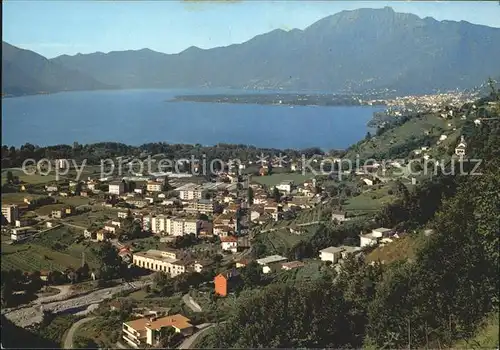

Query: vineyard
(1, 244), (82, 272)
(1, 227), (101, 272)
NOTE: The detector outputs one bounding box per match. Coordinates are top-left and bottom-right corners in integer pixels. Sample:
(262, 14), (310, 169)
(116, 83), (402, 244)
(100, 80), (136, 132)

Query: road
(3, 280), (150, 328)
(63, 316), (96, 349)
(57, 221), (87, 230)
(182, 294), (202, 313)
(178, 324), (215, 349)
(259, 220), (326, 234)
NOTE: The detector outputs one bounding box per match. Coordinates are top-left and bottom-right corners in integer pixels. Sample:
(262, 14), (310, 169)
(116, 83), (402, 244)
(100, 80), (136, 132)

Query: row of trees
(1, 141), (325, 168)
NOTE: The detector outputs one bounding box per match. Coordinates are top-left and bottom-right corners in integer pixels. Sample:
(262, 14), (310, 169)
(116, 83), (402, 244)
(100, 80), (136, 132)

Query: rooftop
(256, 255), (287, 265)
(124, 314), (192, 332)
(339, 245), (361, 253)
(174, 183), (199, 191)
(372, 227), (393, 233)
(320, 246), (345, 254)
(133, 249), (178, 263)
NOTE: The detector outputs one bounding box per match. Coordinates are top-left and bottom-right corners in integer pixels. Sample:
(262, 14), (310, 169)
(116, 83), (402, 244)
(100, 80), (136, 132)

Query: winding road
(63, 316), (96, 349)
(178, 324), (215, 349)
(182, 294), (202, 313)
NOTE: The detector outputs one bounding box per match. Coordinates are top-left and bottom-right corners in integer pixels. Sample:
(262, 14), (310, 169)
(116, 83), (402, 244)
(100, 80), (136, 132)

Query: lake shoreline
(3, 89), (380, 149)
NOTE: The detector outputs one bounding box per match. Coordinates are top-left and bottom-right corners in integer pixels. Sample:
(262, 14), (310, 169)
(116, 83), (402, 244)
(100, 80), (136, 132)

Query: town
(3, 94), (496, 348)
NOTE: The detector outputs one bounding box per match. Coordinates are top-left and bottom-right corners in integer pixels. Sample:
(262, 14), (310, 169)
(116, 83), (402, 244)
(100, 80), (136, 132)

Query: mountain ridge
(4, 7), (500, 95)
(2, 42), (113, 97)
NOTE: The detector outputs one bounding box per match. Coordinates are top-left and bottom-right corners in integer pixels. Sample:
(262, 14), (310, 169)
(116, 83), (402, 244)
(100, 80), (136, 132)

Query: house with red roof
(220, 235), (238, 253)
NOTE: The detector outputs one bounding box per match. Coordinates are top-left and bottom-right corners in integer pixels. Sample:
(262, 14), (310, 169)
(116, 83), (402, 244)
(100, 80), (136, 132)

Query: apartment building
(176, 183), (206, 201)
(122, 314), (193, 347)
(118, 211), (129, 219)
(1, 204), (19, 224)
(275, 180), (294, 194)
(132, 249), (189, 277)
(146, 181), (163, 192)
(150, 216), (198, 236)
(151, 215), (168, 234)
(11, 226), (36, 242)
(184, 199), (214, 215)
(109, 181), (125, 195)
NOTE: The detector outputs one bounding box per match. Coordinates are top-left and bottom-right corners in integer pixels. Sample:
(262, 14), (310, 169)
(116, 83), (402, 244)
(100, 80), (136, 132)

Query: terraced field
(1, 227), (100, 272)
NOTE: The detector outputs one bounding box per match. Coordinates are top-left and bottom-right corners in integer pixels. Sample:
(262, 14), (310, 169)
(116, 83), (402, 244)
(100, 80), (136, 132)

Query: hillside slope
(2, 42), (112, 97)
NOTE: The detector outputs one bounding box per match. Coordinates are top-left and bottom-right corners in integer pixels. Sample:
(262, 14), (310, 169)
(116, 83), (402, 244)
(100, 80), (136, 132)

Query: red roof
(220, 236), (238, 243)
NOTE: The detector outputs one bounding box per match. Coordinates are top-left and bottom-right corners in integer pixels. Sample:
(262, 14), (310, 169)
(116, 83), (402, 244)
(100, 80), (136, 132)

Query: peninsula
(169, 93), (388, 107)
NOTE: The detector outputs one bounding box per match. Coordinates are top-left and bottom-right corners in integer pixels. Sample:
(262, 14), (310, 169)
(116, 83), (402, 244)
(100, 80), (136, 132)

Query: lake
(2, 89), (382, 150)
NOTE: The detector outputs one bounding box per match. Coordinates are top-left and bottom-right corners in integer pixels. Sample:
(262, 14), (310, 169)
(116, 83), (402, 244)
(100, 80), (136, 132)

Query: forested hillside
(199, 96), (500, 348)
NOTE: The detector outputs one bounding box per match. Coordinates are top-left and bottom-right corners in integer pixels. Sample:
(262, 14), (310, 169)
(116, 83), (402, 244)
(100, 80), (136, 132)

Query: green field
(2, 168), (58, 185)
(452, 313), (499, 349)
(275, 259), (325, 284)
(56, 196), (92, 207)
(1, 226), (100, 272)
(345, 113), (460, 160)
(344, 185), (396, 213)
(34, 203), (66, 216)
(1, 192), (42, 205)
(252, 172), (313, 187)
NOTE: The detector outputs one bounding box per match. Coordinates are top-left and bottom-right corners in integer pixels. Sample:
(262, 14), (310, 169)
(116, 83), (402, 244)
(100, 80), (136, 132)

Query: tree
(241, 261), (262, 288)
(1, 281), (13, 307)
(98, 243), (124, 281)
(73, 336), (99, 349)
(198, 213), (209, 221)
(163, 177), (172, 191)
(74, 182), (83, 195)
(122, 217), (142, 239)
(248, 186), (254, 205)
(6, 171), (14, 184)
(272, 187), (281, 203)
(157, 326), (178, 348)
(365, 132), (372, 140)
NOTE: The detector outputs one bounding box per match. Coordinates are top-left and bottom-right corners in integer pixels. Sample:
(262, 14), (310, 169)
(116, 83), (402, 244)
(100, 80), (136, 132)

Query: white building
(132, 249), (189, 277)
(319, 246), (345, 264)
(371, 227), (393, 237)
(360, 233), (378, 248)
(455, 135), (467, 157)
(11, 227), (36, 242)
(109, 181), (125, 195)
(275, 180), (294, 194)
(151, 216), (198, 236)
(176, 183), (205, 201)
(2, 204), (19, 224)
(220, 236), (238, 253)
(359, 228), (391, 248)
(118, 211), (129, 219)
(147, 181), (163, 192)
(122, 314), (194, 348)
(256, 255), (288, 274)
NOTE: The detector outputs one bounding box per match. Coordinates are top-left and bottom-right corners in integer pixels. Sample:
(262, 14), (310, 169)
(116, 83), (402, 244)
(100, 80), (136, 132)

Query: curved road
(182, 294), (202, 313)
(178, 324), (215, 349)
(63, 316), (96, 349)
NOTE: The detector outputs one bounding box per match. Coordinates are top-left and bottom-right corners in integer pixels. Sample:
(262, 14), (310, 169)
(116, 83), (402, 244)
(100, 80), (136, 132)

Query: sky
(3, 1), (500, 58)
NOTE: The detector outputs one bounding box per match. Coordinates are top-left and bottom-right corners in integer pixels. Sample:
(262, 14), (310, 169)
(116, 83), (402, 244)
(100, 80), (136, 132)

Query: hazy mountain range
(2, 42), (113, 96)
(3, 7), (500, 97)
